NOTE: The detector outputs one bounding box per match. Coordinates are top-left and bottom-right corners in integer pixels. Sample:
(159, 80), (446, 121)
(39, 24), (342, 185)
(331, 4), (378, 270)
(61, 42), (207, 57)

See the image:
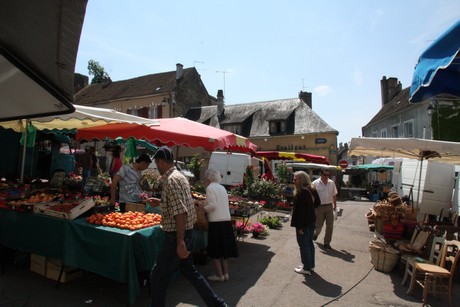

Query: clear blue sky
(75, 0), (460, 145)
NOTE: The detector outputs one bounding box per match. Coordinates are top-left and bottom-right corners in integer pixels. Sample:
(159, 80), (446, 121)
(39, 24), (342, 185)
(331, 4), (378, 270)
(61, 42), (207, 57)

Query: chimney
(217, 89), (224, 116)
(176, 63), (184, 80)
(74, 73), (89, 94)
(299, 91), (312, 109)
(380, 76), (402, 106)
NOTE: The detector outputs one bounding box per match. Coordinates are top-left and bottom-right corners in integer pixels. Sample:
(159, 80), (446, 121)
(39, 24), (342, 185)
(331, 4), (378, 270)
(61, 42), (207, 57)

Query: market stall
(0, 205), (207, 305)
(344, 164), (394, 200)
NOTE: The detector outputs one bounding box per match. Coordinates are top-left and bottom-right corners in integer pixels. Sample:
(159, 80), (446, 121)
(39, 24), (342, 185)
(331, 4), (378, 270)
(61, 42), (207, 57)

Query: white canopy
(0, 105), (159, 132)
(349, 137), (460, 165)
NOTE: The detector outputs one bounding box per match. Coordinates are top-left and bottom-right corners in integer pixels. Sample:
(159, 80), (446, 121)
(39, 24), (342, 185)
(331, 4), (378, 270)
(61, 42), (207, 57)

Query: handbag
(194, 201), (208, 231)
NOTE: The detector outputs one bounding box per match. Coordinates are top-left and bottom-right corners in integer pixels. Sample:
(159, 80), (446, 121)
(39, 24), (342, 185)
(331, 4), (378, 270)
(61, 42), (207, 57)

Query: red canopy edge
(76, 119), (258, 153)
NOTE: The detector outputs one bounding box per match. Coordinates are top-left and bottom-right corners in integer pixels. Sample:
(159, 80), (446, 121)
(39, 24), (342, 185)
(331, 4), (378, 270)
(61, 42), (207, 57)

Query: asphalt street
(1, 198), (459, 307)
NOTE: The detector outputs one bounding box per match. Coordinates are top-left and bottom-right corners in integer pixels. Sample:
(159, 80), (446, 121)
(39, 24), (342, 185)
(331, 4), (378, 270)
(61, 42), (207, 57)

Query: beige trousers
(315, 204), (334, 245)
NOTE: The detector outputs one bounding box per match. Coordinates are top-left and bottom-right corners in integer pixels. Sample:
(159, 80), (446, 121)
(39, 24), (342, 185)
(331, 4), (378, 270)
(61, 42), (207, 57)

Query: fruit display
(192, 192), (206, 200)
(6, 191), (62, 205)
(47, 203), (79, 213)
(86, 211), (162, 230)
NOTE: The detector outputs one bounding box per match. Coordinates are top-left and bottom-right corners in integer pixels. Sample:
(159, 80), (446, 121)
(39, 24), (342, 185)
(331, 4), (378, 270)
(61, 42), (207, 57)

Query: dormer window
(222, 124), (241, 135)
(270, 121), (286, 134)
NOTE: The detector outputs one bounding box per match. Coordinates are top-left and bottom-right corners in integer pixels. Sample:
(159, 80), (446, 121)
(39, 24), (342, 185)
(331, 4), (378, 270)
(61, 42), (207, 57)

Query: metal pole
(20, 119), (29, 183)
(415, 155), (424, 218)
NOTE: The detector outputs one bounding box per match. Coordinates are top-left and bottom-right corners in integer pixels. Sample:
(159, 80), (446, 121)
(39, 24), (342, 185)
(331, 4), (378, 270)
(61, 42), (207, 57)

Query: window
(380, 129), (387, 138)
(404, 120), (414, 137)
(392, 125), (399, 138)
(269, 121), (286, 134)
(222, 124), (241, 134)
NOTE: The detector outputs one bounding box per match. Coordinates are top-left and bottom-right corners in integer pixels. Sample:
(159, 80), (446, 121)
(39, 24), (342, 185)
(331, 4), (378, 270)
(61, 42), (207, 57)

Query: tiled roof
(74, 68), (196, 105)
(185, 98), (337, 138)
(362, 87), (411, 129)
(186, 106), (220, 127)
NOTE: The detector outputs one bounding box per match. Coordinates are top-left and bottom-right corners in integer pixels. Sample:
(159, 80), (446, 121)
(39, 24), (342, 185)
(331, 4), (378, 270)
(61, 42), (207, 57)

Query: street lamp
(426, 102), (434, 139)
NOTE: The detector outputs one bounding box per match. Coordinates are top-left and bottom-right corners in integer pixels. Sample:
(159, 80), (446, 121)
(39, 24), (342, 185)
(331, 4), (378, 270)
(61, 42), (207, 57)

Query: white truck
(208, 152), (264, 187)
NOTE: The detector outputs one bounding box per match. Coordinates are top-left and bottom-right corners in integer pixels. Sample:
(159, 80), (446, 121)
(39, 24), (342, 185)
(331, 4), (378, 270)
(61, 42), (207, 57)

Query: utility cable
(321, 266), (374, 307)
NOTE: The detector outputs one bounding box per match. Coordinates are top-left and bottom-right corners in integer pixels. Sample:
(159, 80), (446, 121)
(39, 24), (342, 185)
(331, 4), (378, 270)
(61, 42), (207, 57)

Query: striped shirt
(159, 167), (196, 232)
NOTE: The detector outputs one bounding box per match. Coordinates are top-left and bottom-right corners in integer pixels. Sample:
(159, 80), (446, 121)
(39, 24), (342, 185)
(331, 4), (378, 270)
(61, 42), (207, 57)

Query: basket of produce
(369, 240), (400, 273)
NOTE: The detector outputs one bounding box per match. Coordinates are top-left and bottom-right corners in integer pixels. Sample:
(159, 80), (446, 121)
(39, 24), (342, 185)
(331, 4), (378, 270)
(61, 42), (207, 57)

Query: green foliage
(88, 59), (111, 84)
(258, 215), (282, 229)
(275, 163), (290, 184)
(187, 154), (204, 173)
(229, 176), (282, 200)
(431, 102), (460, 142)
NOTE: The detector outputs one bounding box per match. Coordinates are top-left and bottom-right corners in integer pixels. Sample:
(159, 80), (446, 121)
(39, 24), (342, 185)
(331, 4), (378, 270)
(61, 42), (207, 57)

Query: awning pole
(20, 119), (30, 183)
(415, 155), (424, 217)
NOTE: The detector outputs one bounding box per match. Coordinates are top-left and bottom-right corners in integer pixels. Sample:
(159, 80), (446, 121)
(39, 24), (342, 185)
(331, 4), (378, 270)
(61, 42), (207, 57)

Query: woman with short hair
(203, 168), (238, 282)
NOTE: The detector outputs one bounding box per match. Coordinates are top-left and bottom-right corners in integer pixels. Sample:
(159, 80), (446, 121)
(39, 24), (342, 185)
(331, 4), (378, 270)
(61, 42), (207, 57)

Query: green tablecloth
(0, 208), (207, 305)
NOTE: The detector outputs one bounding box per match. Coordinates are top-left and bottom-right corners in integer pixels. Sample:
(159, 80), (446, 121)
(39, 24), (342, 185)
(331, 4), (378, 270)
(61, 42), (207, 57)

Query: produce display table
(0, 208), (207, 305)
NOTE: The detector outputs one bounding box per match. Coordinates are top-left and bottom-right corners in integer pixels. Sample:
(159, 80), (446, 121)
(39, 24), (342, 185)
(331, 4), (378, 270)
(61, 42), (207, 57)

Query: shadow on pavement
(317, 243), (356, 263)
(166, 240), (274, 307)
(302, 272), (342, 298)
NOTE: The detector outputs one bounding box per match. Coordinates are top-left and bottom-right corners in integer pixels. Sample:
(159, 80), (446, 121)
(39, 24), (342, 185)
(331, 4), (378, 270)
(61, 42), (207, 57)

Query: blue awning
(409, 20), (460, 103)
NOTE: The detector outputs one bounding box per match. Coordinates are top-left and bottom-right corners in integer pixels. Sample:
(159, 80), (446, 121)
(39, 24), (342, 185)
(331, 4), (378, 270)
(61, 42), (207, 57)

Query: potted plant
(251, 222), (269, 238)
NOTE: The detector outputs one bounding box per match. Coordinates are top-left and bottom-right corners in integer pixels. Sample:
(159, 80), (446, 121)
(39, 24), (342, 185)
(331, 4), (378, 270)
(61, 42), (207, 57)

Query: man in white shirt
(312, 169), (338, 250)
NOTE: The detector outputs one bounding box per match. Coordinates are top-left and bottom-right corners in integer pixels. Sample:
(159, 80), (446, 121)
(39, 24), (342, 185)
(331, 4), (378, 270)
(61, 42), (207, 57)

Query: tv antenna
(216, 70), (230, 97)
(194, 60), (204, 67)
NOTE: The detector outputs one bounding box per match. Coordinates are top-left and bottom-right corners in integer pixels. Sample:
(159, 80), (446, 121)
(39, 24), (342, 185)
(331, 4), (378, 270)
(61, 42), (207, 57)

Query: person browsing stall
(109, 154), (151, 208)
(203, 168), (238, 282)
(312, 168), (338, 250)
(291, 171), (321, 275)
(148, 146), (227, 307)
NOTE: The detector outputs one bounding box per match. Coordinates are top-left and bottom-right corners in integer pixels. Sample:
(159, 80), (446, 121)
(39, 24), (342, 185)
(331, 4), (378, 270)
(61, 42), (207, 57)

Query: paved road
(1, 198), (458, 306)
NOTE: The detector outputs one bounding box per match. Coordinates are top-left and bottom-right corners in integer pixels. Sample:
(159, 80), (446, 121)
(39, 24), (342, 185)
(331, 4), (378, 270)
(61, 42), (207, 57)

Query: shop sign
(315, 138), (327, 144)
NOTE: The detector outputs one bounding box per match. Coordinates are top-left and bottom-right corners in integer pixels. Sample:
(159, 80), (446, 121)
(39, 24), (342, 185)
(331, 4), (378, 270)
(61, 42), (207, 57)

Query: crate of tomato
(34, 198), (95, 220)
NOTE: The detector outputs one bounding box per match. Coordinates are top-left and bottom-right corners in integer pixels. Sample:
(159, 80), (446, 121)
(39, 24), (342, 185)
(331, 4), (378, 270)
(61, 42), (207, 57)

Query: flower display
(235, 220), (251, 234)
(251, 222), (269, 237)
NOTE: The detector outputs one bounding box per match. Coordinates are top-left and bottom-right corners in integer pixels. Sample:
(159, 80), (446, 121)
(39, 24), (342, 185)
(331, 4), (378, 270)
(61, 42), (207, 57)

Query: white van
(208, 152), (264, 187)
(393, 159), (455, 219)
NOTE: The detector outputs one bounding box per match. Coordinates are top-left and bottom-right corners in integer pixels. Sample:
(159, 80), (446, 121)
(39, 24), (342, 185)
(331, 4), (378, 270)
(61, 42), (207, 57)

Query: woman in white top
(204, 168), (239, 282)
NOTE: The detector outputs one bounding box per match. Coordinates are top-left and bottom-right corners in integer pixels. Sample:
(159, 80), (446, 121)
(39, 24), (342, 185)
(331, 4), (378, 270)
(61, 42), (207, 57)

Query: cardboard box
(30, 254), (47, 276)
(46, 258), (83, 283)
(34, 198), (95, 219)
(125, 202), (145, 212)
(30, 254), (83, 283)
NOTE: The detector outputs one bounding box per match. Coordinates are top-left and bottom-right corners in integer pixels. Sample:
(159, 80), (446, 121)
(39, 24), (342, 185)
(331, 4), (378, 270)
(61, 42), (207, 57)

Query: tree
(87, 59), (111, 84)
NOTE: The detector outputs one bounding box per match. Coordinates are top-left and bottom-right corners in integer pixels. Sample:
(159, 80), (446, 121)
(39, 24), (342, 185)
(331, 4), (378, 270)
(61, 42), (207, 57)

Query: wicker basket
(194, 203), (208, 231)
(389, 196), (402, 206)
(369, 240), (400, 273)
